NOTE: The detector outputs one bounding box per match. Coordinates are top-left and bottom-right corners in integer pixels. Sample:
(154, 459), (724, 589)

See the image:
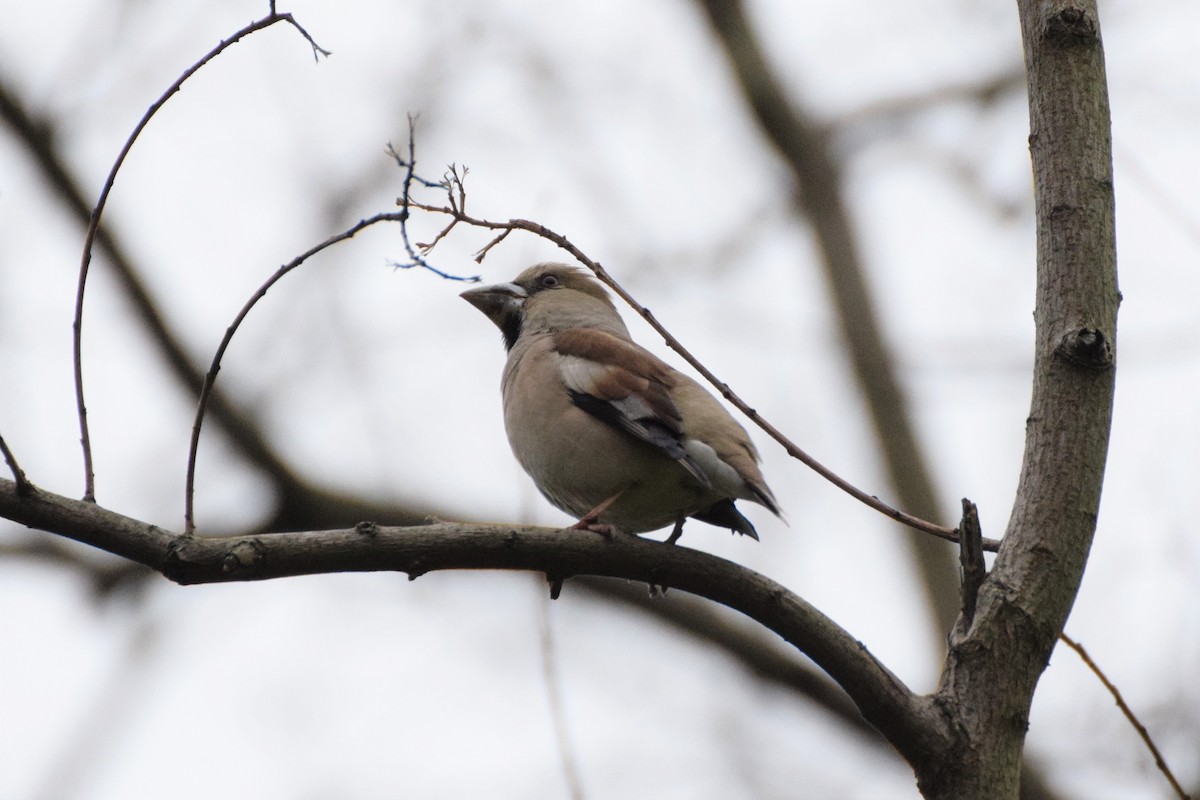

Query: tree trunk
(916, 1), (1118, 797)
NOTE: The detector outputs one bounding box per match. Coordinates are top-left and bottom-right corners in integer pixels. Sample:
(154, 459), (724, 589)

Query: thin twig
(184, 213), (406, 534)
(0, 432), (33, 496)
(473, 229), (512, 263)
(417, 218), (459, 253)
(1058, 633), (1192, 800)
(0, 71), (319, 509)
(385, 121), (479, 282)
(536, 590), (587, 800)
(73, 8), (329, 502)
(403, 171), (996, 551)
(276, 10), (332, 62)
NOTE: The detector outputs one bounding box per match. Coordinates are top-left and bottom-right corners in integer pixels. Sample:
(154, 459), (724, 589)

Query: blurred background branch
(695, 0), (960, 636)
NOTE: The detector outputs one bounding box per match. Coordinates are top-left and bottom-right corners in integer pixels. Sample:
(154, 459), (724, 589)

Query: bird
(460, 262), (781, 543)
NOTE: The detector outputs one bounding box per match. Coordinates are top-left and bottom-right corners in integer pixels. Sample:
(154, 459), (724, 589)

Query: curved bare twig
(184, 212), (405, 534)
(73, 7), (328, 502)
(1057, 634), (1192, 800)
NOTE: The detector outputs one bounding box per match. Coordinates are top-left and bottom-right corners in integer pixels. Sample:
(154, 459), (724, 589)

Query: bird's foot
(570, 491), (625, 537)
(570, 519), (616, 538)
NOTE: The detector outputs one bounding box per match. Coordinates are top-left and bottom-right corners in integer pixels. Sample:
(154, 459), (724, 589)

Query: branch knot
(1045, 6), (1098, 46)
(1054, 327), (1113, 371)
(222, 539), (266, 576)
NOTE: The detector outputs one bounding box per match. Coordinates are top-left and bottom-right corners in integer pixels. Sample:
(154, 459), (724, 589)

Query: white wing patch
(683, 439), (748, 500)
(558, 354), (609, 396)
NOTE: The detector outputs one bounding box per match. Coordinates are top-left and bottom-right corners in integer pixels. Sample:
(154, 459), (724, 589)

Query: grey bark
(919, 1), (1118, 797)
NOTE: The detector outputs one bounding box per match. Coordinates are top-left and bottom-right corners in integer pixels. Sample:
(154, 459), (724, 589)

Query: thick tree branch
(0, 475), (949, 761)
(695, 3), (1117, 798)
(580, 578), (877, 736)
(927, 2), (1118, 798)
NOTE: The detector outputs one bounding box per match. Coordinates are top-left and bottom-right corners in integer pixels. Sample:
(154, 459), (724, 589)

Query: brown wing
(552, 328), (710, 487)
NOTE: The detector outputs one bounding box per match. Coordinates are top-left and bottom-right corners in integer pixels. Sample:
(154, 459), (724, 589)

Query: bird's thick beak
(460, 281), (526, 317)
(461, 282), (527, 349)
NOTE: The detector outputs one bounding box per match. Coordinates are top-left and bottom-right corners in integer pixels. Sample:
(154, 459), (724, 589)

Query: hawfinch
(461, 262), (781, 542)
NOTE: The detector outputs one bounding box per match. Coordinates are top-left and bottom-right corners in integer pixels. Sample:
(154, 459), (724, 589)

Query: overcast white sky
(1, 1), (1198, 798)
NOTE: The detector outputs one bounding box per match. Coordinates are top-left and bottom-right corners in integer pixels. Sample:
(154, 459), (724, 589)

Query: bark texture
(920, 2), (1118, 798)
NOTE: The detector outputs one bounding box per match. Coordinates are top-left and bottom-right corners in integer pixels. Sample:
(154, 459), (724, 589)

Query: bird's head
(461, 263), (625, 351)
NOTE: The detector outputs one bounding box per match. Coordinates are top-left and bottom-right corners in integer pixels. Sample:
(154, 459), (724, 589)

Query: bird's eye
(540, 274), (561, 288)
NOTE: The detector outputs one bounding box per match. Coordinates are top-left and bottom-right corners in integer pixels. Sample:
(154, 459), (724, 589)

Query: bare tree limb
(927, 2), (1119, 797)
(579, 578), (877, 738)
(0, 475), (949, 760)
